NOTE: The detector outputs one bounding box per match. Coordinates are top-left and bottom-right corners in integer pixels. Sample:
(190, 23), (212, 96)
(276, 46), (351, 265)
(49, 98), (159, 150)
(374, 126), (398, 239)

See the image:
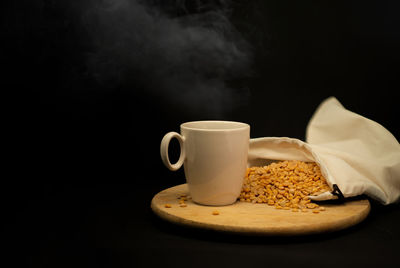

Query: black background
(2, 1), (400, 267)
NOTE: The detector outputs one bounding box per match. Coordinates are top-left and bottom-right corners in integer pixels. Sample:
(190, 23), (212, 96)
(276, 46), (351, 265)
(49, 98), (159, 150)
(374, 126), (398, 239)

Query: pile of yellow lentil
(239, 160), (331, 213)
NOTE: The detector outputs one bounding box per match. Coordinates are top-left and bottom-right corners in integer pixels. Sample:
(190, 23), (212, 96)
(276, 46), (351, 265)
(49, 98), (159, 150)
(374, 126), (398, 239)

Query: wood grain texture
(151, 184), (370, 236)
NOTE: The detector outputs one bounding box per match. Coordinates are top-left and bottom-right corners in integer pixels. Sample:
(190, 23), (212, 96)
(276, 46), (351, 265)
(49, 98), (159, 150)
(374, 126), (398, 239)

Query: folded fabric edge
(306, 96), (400, 145)
(305, 96), (342, 142)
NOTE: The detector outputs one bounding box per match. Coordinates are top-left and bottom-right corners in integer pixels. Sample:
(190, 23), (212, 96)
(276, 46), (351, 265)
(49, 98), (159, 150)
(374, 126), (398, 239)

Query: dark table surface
(4, 177), (400, 267)
(3, 1), (400, 267)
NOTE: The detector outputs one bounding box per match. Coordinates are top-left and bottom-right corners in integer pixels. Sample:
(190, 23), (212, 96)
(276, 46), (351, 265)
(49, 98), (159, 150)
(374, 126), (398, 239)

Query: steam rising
(84, 0), (252, 116)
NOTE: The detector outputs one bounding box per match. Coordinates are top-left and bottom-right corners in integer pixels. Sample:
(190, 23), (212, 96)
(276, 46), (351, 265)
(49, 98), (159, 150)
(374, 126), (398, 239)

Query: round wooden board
(151, 184), (370, 236)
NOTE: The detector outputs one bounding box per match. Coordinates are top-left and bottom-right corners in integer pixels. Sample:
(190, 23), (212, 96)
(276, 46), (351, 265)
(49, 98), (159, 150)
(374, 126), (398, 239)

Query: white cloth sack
(249, 97), (400, 204)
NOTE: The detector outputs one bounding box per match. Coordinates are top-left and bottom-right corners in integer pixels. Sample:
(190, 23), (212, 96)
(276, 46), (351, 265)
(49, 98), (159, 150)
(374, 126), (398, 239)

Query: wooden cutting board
(151, 184), (370, 236)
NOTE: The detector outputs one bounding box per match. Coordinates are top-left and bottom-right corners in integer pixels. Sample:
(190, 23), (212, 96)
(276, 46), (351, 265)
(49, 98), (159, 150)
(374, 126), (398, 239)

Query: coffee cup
(160, 121), (250, 206)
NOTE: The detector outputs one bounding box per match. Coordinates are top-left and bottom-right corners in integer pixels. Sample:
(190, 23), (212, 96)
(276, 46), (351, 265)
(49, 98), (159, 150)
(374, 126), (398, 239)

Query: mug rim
(180, 120), (249, 131)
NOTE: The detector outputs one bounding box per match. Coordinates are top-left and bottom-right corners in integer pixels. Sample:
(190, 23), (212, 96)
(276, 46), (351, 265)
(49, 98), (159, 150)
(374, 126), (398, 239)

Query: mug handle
(160, 132), (186, 171)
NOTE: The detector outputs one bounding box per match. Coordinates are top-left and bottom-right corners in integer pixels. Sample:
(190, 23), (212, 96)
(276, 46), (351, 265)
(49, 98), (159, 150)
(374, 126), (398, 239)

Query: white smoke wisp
(84, 0), (253, 116)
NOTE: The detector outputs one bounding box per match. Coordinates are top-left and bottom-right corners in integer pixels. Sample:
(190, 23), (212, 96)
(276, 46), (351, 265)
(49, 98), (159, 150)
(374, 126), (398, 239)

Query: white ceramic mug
(160, 121), (250, 206)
